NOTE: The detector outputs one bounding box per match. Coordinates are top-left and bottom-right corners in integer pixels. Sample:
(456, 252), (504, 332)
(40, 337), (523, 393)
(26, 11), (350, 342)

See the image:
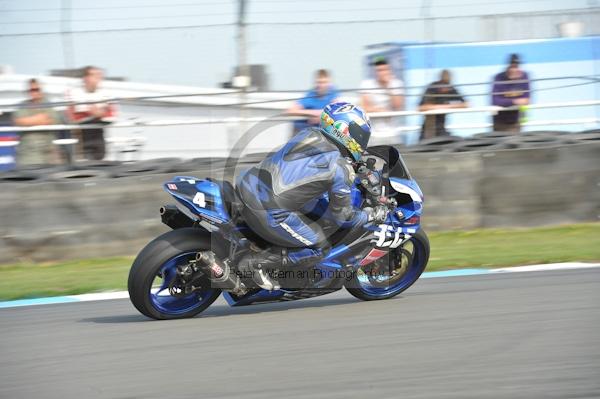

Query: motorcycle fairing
(222, 247), (351, 306)
(163, 176), (229, 224)
(159, 147), (425, 307)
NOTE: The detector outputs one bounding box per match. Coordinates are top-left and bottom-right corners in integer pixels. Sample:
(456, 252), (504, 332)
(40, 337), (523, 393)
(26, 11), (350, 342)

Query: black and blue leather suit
(237, 128), (368, 264)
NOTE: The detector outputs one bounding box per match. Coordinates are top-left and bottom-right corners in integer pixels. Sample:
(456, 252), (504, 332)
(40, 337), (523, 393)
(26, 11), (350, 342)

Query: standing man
(66, 66), (117, 160)
(359, 57), (405, 142)
(418, 69), (468, 140)
(491, 54), (531, 133)
(286, 69), (340, 135)
(360, 58), (404, 112)
(12, 79), (62, 166)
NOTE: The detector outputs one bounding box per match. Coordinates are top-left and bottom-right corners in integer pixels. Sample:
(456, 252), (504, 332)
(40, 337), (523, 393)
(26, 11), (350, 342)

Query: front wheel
(346, 229), (430, 301)
(128, 228), (222, 320)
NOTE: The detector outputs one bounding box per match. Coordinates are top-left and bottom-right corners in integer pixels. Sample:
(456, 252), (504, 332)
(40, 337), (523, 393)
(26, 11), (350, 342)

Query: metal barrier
(0, 100), (598, 133)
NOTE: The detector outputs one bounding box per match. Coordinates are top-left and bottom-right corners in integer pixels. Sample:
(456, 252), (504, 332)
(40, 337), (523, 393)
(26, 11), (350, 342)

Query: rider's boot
(237, 248), (286, 291)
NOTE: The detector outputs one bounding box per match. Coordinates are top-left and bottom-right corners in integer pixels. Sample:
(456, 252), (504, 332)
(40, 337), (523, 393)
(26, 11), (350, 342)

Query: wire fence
(0, 6), (597, 36)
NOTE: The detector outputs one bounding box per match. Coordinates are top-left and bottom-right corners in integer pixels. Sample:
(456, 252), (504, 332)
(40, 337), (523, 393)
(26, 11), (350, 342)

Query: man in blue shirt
(287, 69), (340, 135)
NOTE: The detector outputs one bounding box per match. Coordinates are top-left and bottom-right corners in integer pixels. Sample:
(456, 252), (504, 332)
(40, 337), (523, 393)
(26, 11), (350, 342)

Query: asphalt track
(1, 268), (599, 399)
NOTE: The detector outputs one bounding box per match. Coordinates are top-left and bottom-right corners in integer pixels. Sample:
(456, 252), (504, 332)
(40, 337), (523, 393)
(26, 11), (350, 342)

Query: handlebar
(356, 157), (399, 211)
(356, 158), (385, 205)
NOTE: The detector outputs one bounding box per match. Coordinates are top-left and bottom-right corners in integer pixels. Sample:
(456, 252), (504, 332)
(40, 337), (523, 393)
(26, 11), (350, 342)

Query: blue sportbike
(128, 145), (429, 320)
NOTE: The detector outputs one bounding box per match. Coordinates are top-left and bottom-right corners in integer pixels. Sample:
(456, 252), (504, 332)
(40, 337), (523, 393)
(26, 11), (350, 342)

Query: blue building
(365, 36), (600, 139)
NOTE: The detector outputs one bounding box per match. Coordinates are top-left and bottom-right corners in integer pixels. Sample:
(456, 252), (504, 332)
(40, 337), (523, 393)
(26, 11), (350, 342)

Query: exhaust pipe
(196, 251), (247, 295)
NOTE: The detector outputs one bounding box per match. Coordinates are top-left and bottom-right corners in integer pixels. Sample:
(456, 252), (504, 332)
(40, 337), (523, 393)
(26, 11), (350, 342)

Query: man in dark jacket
(236, 102), (387, 289)
(418, 69), (468, 140)
(491, 54), (531, 133)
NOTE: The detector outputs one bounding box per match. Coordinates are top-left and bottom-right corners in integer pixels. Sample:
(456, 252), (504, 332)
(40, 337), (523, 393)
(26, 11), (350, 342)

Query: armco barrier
(478, 143), (600, 227)
(0, 142), (598, 263)
(0, 174), (172, 263)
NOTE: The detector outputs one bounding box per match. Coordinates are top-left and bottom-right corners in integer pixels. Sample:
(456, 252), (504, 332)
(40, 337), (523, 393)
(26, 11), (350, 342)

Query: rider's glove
(365, 205), (389, 223)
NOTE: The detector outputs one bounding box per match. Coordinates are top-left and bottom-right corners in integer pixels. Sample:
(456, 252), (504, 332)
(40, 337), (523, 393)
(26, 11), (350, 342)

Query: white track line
(491, 262), (600, 273)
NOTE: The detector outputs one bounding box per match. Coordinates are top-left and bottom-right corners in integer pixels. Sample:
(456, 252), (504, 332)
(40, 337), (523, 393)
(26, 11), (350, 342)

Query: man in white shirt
(359, 58), (405, 143)
(65, 66), (116, 160)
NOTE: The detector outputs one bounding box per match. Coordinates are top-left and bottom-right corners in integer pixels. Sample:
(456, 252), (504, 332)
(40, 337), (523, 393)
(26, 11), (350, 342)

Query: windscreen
(366, 145), (411, 180)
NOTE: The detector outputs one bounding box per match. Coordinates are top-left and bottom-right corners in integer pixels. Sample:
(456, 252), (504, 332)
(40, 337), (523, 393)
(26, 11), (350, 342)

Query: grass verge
(1, 223), (599, 301)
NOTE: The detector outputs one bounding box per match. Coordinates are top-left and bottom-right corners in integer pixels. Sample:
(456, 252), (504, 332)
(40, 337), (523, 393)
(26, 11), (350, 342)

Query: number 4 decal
(192, 192), (206, 208)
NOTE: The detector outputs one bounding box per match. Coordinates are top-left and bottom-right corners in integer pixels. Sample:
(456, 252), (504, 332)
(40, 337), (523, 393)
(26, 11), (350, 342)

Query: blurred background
(0, 0), (598, 264)
(2, 4), (599, 398)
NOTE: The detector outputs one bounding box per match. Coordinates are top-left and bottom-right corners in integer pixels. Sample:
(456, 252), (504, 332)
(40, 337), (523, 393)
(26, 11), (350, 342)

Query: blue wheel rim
(149, 252), (219, 315)
(356, 236), (427, 297)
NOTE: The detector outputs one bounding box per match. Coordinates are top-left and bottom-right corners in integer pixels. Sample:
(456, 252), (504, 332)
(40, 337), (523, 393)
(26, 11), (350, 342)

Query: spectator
(360, 57), (404, 112)
(12, 79), (62, 166)
(66, 66), (117, 160)
(286, 69), (340, 135)
(491, 54), (531, 133)
(359, 57), (405, 143)
(418, 69), (468, 140)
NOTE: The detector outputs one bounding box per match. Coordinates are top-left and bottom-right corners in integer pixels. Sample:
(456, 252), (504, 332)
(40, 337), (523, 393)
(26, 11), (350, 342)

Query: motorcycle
(128, 145), (429, 320)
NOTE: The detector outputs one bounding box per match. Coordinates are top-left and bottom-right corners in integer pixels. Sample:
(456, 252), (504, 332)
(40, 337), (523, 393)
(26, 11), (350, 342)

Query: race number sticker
(373, 224), (410, 249)
(192, 192), (206, 208)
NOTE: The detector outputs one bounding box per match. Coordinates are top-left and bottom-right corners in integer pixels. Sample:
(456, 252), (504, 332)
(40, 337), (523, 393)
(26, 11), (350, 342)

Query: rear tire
(128, 228), (222, 320)
(346, 229), (430, 301)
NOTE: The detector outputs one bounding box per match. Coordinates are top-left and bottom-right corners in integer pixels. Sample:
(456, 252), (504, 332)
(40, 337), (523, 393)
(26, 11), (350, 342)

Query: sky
(0, 0), (598, 90)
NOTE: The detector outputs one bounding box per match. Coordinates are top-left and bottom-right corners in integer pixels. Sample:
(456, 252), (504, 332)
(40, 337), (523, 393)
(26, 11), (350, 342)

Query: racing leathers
(237, 127), (369, 269)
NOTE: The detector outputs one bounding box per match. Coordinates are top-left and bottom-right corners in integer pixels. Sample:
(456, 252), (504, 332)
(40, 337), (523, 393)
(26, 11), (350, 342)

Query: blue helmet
(320, 102), (372, 161)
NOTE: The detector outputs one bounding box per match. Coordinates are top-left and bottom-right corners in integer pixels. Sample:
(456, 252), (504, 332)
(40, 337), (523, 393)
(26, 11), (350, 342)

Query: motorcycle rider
(236, 102), (389, 290)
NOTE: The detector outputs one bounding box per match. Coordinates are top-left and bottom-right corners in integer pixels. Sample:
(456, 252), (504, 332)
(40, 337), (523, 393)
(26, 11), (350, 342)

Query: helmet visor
(348, 121), (371, 150)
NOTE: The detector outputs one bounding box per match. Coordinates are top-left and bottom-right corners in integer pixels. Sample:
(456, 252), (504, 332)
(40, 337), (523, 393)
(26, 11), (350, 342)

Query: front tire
(128, 228), (222, 320)
(346, 229), (430, 301)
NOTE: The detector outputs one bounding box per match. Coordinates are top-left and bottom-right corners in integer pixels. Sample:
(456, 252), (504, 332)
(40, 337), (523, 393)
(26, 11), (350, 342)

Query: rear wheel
(346, 229), (429, 300)
(128, 228), (222, 320)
